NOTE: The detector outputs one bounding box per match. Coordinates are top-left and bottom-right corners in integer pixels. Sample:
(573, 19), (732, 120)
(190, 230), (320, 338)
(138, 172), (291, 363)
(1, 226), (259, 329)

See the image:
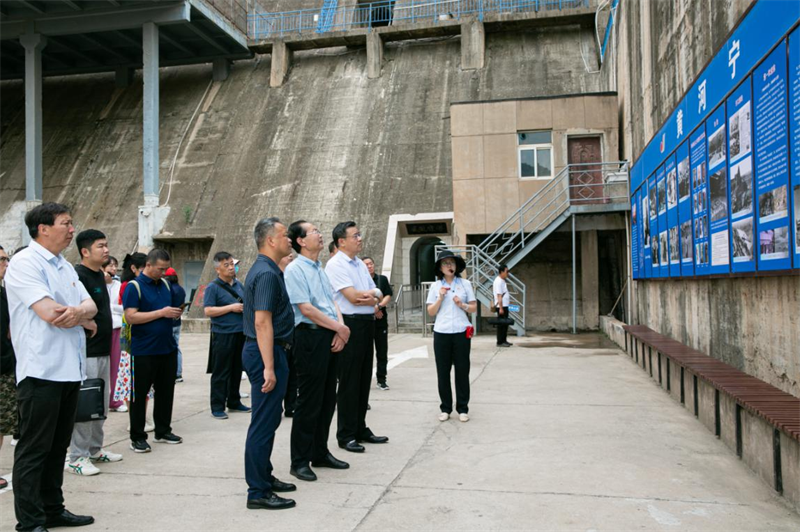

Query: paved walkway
(1, 332), (798, 531)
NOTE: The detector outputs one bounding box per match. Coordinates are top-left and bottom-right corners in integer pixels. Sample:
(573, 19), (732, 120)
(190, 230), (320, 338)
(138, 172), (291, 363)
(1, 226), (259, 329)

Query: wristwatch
(378, 305), (386, 312)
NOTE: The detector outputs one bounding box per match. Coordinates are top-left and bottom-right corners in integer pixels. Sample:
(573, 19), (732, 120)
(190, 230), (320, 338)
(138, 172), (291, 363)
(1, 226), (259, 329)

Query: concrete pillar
(20, 33), (47, 207)
(581, 229), (599, 330)
(212, 58), (231, 81)
(460, 18), (485, 71)
(142, 22), (159, 206)
(115, 66), (134, 88)
(270, 41), (292, 88)
(367, 32), (383, 79)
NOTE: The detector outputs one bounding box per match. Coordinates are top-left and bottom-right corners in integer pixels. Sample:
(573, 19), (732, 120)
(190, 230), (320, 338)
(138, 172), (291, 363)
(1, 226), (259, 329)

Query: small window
(518, 131), (553, 179)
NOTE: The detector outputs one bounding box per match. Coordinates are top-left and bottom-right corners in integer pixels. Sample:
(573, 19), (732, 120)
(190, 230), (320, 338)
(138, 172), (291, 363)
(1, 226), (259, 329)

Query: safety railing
(479, 161), (629, 265)
(249, 0), (589, 40)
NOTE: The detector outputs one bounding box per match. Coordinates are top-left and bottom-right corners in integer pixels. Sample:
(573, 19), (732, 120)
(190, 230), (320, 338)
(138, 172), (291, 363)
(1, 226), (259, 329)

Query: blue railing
(249, 0), (589, 40)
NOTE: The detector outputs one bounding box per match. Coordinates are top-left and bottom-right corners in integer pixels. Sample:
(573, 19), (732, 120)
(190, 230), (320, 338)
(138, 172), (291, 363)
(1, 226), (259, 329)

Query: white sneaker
(66, 457), (100, 476)
(90, 449), (123, 463)
(459, 413), (469, 423)
(241, 371), (247, 381)
(438, 412), (450, 422)
(145, 422), (155, 433)
(241, 392), (250, 399)
(10, 438), (18, 447)
(113, 405), (128, 413)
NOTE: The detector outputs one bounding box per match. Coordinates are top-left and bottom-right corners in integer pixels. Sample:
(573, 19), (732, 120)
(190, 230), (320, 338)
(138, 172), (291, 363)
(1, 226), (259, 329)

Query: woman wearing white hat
(426, 250), (477, 422)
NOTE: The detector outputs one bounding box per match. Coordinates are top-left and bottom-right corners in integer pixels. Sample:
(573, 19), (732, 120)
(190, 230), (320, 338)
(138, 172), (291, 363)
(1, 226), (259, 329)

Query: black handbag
(487, 317), (515, 326)
(75, 378), (106, 422)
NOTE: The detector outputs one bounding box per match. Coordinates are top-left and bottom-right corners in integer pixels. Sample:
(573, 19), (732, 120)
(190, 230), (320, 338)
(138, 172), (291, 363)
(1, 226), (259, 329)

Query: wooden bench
(623, 324), (800, 501)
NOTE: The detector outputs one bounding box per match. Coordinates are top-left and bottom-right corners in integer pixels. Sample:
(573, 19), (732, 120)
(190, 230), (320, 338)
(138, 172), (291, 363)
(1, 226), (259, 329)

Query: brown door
(567, 136), (605, 204)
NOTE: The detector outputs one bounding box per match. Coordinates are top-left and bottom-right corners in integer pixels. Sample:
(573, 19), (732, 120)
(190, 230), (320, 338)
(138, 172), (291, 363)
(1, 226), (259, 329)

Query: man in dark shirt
(0, 245), (16, 491)
(362, 257), (393, 391)
(203, 251), (250, 419)
(164, 268), (186, 382)
(123, 248), (184, 453)
(242, 217), (297, 511)
(68, 230), (122, 476)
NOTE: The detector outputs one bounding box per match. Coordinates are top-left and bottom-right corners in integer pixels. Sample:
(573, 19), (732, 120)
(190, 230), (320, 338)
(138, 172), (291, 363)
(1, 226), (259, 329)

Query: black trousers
(337, 317), (375, 443)
(14, 378), (80, 531)
(209, 332), (245, 412)
(496, 307), (510, 345)
(433, 331), (471, 414)
(284, 344), (297, 414)
(374, 319), (389, 384)
(129, 352), (177, 442)
(290, 327), (338, 468)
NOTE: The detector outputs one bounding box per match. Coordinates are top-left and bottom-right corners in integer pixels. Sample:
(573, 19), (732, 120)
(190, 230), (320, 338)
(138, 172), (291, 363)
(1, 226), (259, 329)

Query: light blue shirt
(325, 252), (376, 315)
(5, 240), (91, 383)
(285, 254), (338, 327)
(426, 277), (476, 334)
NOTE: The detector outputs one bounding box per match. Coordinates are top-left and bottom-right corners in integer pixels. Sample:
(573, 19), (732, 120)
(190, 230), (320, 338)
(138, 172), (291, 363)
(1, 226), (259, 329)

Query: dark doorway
(357, 0), (395, 27)
(568, 136), (605, 204)
(410, 237), (445, 285)
(598, 229), (626, 321)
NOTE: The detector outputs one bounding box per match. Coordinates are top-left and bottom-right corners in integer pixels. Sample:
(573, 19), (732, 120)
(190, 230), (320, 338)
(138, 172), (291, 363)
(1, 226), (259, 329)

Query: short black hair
(76, 229), (106, 256)
(25, 202), (71, 239)
(362, 256), (373, 263)
(498, 264), (509, 275)
(146, 248), (170, 265)
(328, 241), (337, 253)
(213, 251), (233, 265)
(287, 220), (308, 253)
(103, 256), (118, 268)
(120, 252), (147, 282)
(332, 221), (357, 247)
(13, 246), (28, 256)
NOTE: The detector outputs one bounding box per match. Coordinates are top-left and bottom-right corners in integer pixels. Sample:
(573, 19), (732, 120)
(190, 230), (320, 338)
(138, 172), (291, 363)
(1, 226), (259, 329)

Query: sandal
(0, 478), (8, 490)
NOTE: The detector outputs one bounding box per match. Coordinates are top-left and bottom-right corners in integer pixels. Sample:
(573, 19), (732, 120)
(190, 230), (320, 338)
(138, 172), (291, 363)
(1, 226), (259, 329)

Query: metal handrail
(249, 0), (589, 39)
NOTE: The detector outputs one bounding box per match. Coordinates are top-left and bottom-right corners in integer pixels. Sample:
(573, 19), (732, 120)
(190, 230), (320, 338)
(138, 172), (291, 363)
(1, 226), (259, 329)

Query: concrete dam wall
(0, 23), (612, 317)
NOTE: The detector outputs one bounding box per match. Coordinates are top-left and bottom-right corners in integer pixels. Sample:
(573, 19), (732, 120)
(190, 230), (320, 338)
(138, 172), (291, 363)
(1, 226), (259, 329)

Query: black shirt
(0, 285), (15, 376)
(372, 274), (394, 323)
(75, 264), (112, 357)
(243, 254), (295, 343)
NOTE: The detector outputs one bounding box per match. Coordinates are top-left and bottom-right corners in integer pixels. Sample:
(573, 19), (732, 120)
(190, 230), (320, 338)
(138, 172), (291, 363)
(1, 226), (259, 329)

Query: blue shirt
(284, 255), (338, 327)
(170, 282), (186, 325)
(325, 252), (376, 315)
(5, 241), (91, 383)
(122, 273), (177, 356)
(203, 278), (245, 334)
(243, 254), (294, 342)
(426, 277), (476, 334)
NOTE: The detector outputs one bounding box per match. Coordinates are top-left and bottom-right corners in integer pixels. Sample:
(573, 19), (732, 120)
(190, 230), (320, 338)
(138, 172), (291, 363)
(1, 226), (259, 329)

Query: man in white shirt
(6, 203), (98, 531)
(325, 221), (388, 453)
(493, 264), (512, 347)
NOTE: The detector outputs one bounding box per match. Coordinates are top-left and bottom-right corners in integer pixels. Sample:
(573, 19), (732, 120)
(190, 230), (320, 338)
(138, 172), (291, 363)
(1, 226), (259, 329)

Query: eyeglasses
(347, 233), (362, 240)
(304, 229), (321, 236)
(0, 257), (9, 263)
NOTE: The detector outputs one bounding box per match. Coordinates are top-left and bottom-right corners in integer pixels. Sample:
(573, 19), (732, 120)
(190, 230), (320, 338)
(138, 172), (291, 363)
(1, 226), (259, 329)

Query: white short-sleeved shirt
(5, 240), (91, 383)
(325, 252), (376, 315)
(426, 277), (476, 334)
(493, 276), (510, 307)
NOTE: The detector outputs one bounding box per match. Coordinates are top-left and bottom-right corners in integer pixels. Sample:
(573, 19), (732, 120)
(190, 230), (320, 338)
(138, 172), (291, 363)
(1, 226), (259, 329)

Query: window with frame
(517, 131), (553, 179)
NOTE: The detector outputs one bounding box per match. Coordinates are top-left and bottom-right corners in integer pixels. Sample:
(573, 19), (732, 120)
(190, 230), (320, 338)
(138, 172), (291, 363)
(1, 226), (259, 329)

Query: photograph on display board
(649, 187), (657, 218)
(732, 217), (754, 262)
(693, 161), (706, 188)
(760, 227), (790, 259)
(696, 242), (708, 265)
(669, 227), (680, 264)
(729, 102), (752, 160)
(681, 221), (693, 262)
(694, 189), (706, 215)
(643, 197), (650, 243)
(678, 157), (690, 200)
(652, 236), (659, 266)
(658, 180), (666, 214)
(667, 168), (678, 208)
(708, 124), (727, 168)
(694, 215), (707, 239)
(795, 186), (800, 253)
(730, 157), (753, 218)
(710, 167), (728, 221)
(659, 231), (668, 265)
(758, 185), (788, 223)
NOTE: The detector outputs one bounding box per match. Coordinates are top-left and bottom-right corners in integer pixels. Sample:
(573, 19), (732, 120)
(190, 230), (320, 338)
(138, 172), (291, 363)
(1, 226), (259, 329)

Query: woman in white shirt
(426, 251), (477, 422)
(103, 257), (126, 412)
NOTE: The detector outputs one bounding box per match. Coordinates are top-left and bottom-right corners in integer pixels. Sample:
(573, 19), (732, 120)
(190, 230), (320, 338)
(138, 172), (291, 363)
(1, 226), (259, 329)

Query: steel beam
(183, 21), (229, 54)
(20, 32), (46, 215)
(142, 22), (159, 206)
(572, 214), (577, 334)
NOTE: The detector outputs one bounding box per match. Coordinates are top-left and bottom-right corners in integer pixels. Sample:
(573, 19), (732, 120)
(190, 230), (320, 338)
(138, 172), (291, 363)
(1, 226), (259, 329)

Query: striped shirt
(243, 254), (295, 342)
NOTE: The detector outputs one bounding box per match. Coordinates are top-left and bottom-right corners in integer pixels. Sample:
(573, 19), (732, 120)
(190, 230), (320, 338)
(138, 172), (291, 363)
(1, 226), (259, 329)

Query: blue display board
(646, 175), (656, 278)
(727, 79), (757, 272)
(707, 105), (731, 274)
(787, 27), (800, 268)
(691, 125), (710, 275)
(632, 188), (640, 280)
(676, 140), (694, 276)
(656, 165), (669, 277)
(754, 45), (792, 271)
(665, 155), (681, 276)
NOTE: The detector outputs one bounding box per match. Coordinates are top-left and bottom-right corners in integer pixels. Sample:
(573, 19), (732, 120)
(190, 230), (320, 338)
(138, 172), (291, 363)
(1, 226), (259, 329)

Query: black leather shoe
(270, 477), (297, 492)
(338, 440), (365, 453)
(312, 453), (350, 469)
(290, 465), (317, 481)
(25, 527), (48, 532)
(284, 410), (294, 418)
(45, 509), (94, 528)
(246, 493), (296, 510)
(358, 434), (389, 444)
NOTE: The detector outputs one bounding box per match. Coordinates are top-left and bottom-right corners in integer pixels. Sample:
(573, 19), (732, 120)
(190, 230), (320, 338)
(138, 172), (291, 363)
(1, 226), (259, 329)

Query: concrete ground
(1, 332), (798, 531)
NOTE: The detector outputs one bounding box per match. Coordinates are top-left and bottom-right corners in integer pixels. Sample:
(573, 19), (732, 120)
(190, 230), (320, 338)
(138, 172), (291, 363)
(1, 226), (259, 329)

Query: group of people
(0, 202), (506, 529)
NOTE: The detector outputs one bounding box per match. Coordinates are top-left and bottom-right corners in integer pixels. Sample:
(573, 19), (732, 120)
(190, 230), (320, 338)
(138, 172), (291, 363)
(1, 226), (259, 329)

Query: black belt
(342, 314), (375, 322)
(246, 336), (293, 351)
(296, 322), (322, 330)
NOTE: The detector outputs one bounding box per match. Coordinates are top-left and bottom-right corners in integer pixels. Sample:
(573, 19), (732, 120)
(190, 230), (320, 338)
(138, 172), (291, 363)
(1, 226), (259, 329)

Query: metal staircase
(441, 161), (629, 335)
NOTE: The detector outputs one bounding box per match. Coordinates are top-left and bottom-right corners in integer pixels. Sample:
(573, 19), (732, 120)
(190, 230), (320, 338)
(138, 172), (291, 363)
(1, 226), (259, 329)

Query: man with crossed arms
(285, 220), (351, 481)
